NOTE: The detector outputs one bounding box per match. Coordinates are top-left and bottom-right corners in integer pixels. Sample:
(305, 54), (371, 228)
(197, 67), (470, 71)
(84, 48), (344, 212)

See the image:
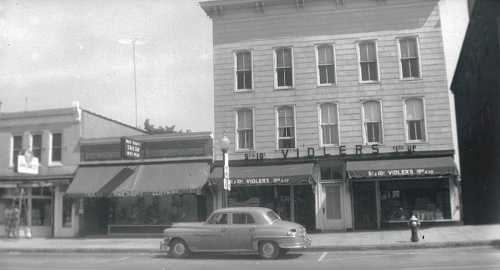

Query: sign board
(223, 152), (230, 191)
(17, 150), (39, 175)
(121, 137), (142, 159)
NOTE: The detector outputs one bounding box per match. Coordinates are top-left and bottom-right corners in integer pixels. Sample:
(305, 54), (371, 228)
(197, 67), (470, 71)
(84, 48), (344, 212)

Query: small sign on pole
(223, 151), (230, 191)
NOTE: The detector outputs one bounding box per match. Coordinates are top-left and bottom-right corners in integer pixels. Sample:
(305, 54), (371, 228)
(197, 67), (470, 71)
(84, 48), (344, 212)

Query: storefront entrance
(353, 182), (377, 230)
(321, 183), (344, 230)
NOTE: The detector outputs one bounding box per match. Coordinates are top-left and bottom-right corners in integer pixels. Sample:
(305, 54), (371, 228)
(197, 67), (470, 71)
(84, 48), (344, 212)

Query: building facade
(451, 0), (500, 224)
(66, 132), (213, 236)
(0, 105), (146, 237)
(202, 0), (462, 231)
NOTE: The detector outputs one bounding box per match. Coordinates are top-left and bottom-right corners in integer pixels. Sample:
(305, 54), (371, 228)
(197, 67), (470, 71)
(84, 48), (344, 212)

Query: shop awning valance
(346, 157), (458, 180)
(209, 163), (315, 186)
(66, 166), (136, 197)
(0, 174), (73, 188)
(110, 162), (210, 196)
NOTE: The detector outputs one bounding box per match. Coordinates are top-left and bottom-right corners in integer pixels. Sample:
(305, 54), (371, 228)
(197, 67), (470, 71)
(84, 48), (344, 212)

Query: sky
(0, 0), (213, 132)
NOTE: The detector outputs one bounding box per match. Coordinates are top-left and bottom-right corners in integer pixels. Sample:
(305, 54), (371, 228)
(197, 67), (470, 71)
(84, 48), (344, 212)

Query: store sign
(17, 150), (39, 175)
(230, 177), (292, 186)
(121, 137), (142, 159)
(366, 168), (437, 178)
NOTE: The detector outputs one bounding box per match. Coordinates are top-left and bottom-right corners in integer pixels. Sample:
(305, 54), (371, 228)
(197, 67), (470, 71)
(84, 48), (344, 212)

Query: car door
(228, 212), (256, 250)
(195, 212), (230, 251)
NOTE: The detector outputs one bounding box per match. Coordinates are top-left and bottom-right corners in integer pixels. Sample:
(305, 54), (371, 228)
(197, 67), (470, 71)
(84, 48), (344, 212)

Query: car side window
(207, 213), (228, 224)
(232, 213), (255, 224)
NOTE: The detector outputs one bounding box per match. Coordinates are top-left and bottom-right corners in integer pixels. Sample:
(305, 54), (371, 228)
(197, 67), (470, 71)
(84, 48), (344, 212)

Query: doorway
(321, 183), (344, 230)
(353, 182), (377, 230)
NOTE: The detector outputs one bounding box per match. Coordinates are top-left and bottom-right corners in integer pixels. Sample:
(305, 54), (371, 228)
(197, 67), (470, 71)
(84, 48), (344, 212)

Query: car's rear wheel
(259, 241), (280, 259)
(169, 239), (190, 258)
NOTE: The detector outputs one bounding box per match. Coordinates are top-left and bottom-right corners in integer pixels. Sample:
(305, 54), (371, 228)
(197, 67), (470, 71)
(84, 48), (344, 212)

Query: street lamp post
(220, 135), (231, 208)
(118, 38), (145, 128)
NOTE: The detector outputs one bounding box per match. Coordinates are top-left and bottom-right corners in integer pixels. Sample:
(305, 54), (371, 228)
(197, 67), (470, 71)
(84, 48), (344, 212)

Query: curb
(1, 240), (499, 254)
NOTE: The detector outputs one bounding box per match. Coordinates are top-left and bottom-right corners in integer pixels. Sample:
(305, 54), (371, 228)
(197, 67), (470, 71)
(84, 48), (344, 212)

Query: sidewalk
(1, 224), (500, 253)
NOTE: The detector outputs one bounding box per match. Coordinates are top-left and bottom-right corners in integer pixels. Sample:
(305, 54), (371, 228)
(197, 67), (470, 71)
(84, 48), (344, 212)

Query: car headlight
(287, 228), (297, 237)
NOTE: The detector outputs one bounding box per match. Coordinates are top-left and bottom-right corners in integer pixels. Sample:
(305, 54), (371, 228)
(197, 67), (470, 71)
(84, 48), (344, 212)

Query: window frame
(235, 107), (255, 151)
(273, 47), (295, 90)
(10, 134), (23, 168)
(234, 49), (254, 92)
(318, 102), (341, 147)
(31, 133), (43, 163)
(403, 97), (428, 143)
(396, 36), (422, 80)
(49, 132), (63, 166)
(275, 105), (297, 150)
(315, 43), (337, 86)
(361, 100), (384, 145)
(356, 40), (380, 83)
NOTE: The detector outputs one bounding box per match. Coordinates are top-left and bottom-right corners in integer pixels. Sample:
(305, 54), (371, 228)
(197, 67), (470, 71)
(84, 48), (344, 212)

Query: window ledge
(400, 77), (422, 81)
(316, 83), (337, 88)
(274, 86), (295, 91)
(48, 162), (63, 167)
(359, 81), (380, 85)
(405, 141), (428, 145)
(235, 149), (255, 153)
(234, 89), (254, 93)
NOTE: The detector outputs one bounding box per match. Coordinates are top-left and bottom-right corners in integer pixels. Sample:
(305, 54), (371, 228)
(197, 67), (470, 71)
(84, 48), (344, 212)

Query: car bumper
(277, 234), (312, 249)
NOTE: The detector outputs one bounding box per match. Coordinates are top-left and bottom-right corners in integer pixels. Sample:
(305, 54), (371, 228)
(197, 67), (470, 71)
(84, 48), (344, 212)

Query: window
(51, 133), (62, 163)
(232, 213), (255, 224)
(399, 37), (420, 78)
(236, 51), (252, 90)
(319, 103), (339, 145)
(62, 196), (73, 227)
(317, 45), (336, 85)
(363, 101), (383, 144)
(275, 47), (293, 88)
(12, 135), (22, 166)
(277, 106), (295, 149)
(236, 109), (254, 150)
(358, 41), (379, 82)
(32, 134), (42, 162)
(405, 98), (426, 141)
(207, 212), (228, 224)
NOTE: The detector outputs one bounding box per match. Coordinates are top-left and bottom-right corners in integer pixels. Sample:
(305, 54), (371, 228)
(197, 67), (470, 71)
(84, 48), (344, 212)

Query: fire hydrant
(408, 214), (421, 242)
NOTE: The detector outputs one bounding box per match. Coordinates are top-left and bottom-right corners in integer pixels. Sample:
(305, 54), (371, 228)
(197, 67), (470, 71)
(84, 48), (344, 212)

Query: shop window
(51, 133), (62, 163)
(236, 109), (254, 150)
(235, 50), (252, 90)
(31, 198), (52, 226)
(275, 47), (293, 88)
(62, 197), (73, 227)
(319, 103), (339, 145)
(362, 101), (383, 144)
(11, 135), (22, 167)
(32, 134), (42, 162)
(277, 106), (295, 149)
(232, 213), (255, 224)
(358, 41), (379, 82)
(320, 167), (344, 180)
(405, 98), (426, 142)
(399, 37), (420, 79)
(316, 44), (336, 85)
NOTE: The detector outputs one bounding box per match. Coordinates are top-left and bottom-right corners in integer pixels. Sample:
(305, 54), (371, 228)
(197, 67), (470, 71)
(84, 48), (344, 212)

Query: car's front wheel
(259, 241), (280, 259)
(169, 239), (190, 258)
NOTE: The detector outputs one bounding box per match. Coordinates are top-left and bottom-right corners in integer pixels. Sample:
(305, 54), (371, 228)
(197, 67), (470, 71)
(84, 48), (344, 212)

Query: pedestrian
(10, 202), (20, 238)
(3, 202), (13, 238)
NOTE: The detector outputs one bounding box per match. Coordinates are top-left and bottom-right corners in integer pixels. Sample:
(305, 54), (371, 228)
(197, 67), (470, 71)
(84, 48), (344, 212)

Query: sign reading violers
(121, 137), (142, 159)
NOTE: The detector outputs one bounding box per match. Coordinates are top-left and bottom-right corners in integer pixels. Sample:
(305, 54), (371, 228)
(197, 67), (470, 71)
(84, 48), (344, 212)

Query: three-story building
(202, 0), (462, 231)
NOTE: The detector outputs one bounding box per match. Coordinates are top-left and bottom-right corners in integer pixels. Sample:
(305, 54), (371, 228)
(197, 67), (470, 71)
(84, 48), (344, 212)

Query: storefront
(66, 162), (212, 236)
(209, 162), (317, 231)
(346, 156), (460, 230)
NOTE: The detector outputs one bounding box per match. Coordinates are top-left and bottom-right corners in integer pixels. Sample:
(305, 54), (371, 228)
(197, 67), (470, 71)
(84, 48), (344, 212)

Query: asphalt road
(2, 246), (500, 270)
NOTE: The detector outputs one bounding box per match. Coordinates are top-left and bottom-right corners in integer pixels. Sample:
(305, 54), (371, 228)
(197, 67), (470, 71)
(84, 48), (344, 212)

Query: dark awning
(110, 162), (211, 196)
(346, 157), (458, 180)
(209, 163), (315, 186)
(66, 166), (136, 197)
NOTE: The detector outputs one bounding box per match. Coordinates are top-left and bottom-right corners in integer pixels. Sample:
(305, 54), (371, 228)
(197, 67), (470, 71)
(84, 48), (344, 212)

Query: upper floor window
(12, 135), (23, 166)
(32, 134), (42, 162)
(399, 37), (420, 79)
(275, 47), (293, 88)
(319, 103), (339, 145)
(316, 44), (336, 85)
(358, 41), (379, 82)
(277, 106), (295, 149)
(236, 109), (254, 150)
(235, 51), (252, 90)
(51, 133), (62, 163)
(362, 101), (383, 144)
(405, 98), (426, 141)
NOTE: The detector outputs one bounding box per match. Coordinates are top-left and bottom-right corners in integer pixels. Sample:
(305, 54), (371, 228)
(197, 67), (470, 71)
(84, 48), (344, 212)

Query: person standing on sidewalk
(10, 202), (20, 238)
(3, 202), (13, 238)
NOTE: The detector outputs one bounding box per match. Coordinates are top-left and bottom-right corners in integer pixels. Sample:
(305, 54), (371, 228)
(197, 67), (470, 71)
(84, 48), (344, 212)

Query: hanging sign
(17, 150), (39, 175)
(121, 137), (142, 159)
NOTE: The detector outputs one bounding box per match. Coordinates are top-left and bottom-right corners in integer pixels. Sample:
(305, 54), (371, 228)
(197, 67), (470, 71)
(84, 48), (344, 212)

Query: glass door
(322, 183), (344, 230)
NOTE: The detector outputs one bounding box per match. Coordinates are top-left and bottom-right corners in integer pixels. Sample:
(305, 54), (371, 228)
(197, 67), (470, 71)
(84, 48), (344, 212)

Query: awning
(0, 174), (73, 188)
(111, 162), (210, 196)
(66, 166), (136, 197)
(209, 163), (315, 186)
(346, 157), (458, 180)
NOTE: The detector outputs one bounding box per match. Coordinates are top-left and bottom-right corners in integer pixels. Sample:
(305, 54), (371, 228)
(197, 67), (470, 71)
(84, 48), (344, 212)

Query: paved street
(2, 246), (500, 270)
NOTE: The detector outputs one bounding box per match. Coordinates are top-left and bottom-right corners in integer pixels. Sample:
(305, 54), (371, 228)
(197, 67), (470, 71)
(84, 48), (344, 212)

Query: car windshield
(265, 210), (281, 223)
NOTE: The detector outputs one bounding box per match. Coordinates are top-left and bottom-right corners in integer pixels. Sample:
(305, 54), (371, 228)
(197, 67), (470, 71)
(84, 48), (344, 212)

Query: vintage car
(160, 207), (312, 259)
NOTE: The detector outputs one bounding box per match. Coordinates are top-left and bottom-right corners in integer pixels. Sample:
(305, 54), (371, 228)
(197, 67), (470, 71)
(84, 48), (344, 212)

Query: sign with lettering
(223, 152), (230, 191)
(224, 175), (312, 186)
(17, 150), (39, 175)
(349, 167), (455, 179)
(121, 137), (142, 159)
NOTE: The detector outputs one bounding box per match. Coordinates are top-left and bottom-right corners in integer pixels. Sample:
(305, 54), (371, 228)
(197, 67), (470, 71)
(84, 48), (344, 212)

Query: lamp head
(220, 135), (230, 152)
